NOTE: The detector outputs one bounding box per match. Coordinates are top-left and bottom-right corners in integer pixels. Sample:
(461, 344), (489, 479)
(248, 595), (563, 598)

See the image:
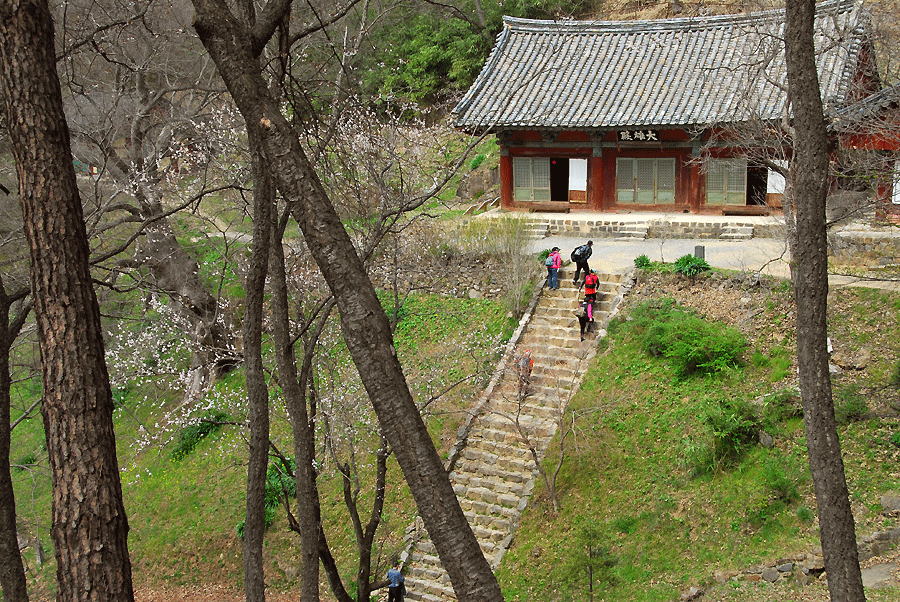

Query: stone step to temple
(451, 470), (528, 499)
(457, 496), (524, 521)
(468, 421), (555, 444)
(473, 411), (555, 435)
(458, 446), (536, 474)
(614, 224), (650, 240)
(721, 225), (754, 240)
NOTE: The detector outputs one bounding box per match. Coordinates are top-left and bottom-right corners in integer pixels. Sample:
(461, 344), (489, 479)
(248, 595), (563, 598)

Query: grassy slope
(10, 265), (900, 602)
(496, 271), (900, 602)
(10, 290), (514, 600)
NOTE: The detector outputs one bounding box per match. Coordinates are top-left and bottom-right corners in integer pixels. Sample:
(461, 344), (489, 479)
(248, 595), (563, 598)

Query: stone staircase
(401, 266), (632, 602)
(613, 222), (649, 240)
(720, 223), (755, 240)
(524, 216), (550, 239)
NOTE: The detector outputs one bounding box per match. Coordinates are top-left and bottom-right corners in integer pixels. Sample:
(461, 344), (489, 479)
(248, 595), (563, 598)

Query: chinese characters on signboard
(618, 130), (659, 142)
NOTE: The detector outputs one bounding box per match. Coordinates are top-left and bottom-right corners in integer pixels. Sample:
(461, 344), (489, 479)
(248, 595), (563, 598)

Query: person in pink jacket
(545, 246), (562, 289)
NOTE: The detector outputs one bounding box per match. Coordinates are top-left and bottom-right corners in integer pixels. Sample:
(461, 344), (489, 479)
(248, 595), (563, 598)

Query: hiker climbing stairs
(402, 266), (631, 601)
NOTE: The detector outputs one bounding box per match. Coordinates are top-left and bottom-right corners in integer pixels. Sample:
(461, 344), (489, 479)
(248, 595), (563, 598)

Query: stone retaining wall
(542, 217), (788, 240)
(829, 229), (900, 264)
(704, 527), (900, 592)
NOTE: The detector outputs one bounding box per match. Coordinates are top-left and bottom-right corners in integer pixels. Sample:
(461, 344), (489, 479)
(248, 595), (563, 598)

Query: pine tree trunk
(0, 0), (134, 599)
(784, 2), (865, 600)
(190, 3), (504, 599)
(241, 127), (274, 602)
(0, 280), (29, 602)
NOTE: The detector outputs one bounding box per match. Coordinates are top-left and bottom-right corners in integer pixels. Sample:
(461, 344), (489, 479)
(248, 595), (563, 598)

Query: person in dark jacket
(571, 240), (593, 285)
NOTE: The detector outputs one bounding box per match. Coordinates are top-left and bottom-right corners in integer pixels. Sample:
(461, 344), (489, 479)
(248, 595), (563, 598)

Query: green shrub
(746, 455), (801, 527)
(563, 518), (617, 599)
(762, 455), (799, 505)
(759, 389), (802, 431)
(634, 254), (651, 268)
(630, 299), (747, 377)
(833, 384), (867, 425)
(690, 398), (760, 474)
(14, 451), (37, 472)
(612, 515), (638, 534)
(171, 409), (230, 461)
(236, 457), (296, 539)
(469, 153), (486, 170)
(673, 254), (711, 276)
(797, 506), (814, 522)
(891, 432), (900, 448)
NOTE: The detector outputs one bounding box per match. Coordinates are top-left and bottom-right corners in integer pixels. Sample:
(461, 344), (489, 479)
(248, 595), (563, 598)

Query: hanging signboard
(618, 130), (659, 142)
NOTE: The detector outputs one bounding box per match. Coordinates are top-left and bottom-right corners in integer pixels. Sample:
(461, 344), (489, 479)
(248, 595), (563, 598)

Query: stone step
(492, 370), (577, 392)
(405, 575), (454, 602)
(463, 436), (534, 458)
(533, 302), (615, 318)
(469, 420), (555, 443)
(524, 323), (607, 343)
(483, 400), (561, 421)
(402, 266), (627, 602)
(720, 228), (753, 240)
(459, 446), (536, 474)
(475, 409), (553, 431)
(455, 460), (535, 487)
(451, 469), (527, 498)
(458, 496), (524, 521)
(405, 587), (449, 602)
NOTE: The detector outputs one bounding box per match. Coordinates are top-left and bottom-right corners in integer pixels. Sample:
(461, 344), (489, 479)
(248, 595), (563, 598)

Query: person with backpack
(571, 240), (593, 285)
(581, 269), (599, 302)
(545, 246), (562, 290)
(574, 297), (594, 342)
(516, 349), (533, 400)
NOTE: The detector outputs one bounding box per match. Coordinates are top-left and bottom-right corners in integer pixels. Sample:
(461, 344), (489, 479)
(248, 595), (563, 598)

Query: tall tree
(783, 1), (865, 600)
(0, 0), (135, 600)
(189, 1), (504, 599)
(241, 127), (275, 601)
(0, 274), (30, 602)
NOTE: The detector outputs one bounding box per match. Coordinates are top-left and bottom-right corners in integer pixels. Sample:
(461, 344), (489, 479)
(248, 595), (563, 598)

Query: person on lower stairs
(575, 297), (593, 342)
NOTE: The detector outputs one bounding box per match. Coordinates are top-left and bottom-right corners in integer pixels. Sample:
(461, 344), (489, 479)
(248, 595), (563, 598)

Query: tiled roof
(452, 0), (869, 132)
(829, 83), (900, 132)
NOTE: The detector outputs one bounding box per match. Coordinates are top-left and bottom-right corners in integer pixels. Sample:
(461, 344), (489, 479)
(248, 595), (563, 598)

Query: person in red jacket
(581, 270), (599, 302)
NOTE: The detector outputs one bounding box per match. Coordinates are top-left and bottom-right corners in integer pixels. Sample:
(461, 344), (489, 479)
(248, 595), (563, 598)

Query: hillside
(496, 268), (900, 602)
(18, 264), (896, 602)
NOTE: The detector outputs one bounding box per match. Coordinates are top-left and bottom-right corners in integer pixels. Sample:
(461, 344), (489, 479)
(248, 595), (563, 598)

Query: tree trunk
(0, 278), (29, 602)
(270, 229), (322, 602)
(783, 2), (865, 600)
(136, 200), (235, 382)
(0, 0), (135, 599)
(190, 3), (503, 599)
(242, 127), (274, 602)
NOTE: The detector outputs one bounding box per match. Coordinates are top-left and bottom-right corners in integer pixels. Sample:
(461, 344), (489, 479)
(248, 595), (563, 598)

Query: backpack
(574, 303), (587, 319)
(544, 256), (554, 266)
(571, 245), (587, 262)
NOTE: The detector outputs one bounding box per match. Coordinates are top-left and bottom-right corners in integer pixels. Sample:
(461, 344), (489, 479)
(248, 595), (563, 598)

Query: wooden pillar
(689, 146), (702, 212)
(499, 151), (513, 209)
(590, 149), (603, 210)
